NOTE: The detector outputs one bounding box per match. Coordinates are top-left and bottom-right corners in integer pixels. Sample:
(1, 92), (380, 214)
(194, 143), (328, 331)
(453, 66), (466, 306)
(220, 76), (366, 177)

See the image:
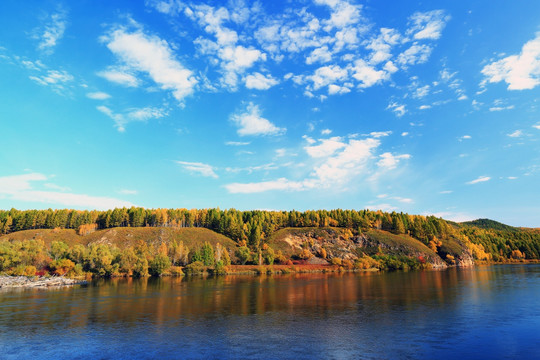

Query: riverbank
(0, 275), (87, 289)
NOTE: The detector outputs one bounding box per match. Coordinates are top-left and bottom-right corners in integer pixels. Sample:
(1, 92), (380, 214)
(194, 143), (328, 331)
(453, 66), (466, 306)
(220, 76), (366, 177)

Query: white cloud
(306, 46), (333, 65)
(97, 68), (140, 87)
(366, 203), (397, 212)
(275, 148), (287, 157)
(29, 69), (74, 94)
(225, 178), (307, 193)
(146, 0), (185, 15)
(29, 70), (73, 85)
(305, 137), (346, 158)
(366, 28), (401, 64)
(533, 124), (540, 130)
(507, 130), (523, 138)
(328, 84), (351, 95)
(176, 161), (218, 178)
(489, 105), (515, 112)
(44, 183), (71, 192)
(225, 130), (410, 194)
(401, 132), (409, 136)
(244, 72), (278, 90)
(296, 65), (349, 93)
(407, 10), (450, 40)
(314, 0), (363, 31)
(0, 173), (134, 209)
(230, 102), (285, 136)
(311, 138), (380, 187)
(387, 101), (407, 117)
(412, 84), (430, 99)
(459, 135), (471, 141)
(439, 190), (453, 194)
(369, 131), (391, 138)
(225, 163), (278, 174)
(467, 176), (491, 185)
(321, 129), (332, 135)
(119, 189), (138, 195)
(419, 105), (431, 110)
(35, 8), (67, 53)
(424, 212), (474, 223)
(225, 141), (250, 146)
(101, 25), (197, 102)
(481, 33), (540, 90)
(97, 105), (166, 132)
(351, 59), (389, 88)
(377, 152), (411, 170)
(397, 44), (433, 67)
(86, 92), (111, 100)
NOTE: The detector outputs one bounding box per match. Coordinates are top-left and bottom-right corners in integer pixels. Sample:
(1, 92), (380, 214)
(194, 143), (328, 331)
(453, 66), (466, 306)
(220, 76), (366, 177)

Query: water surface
(1, 265), (539, 359)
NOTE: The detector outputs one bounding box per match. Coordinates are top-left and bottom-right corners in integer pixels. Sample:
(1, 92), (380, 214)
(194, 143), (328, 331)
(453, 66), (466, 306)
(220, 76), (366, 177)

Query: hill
(0, 226), (237, 250)
(268, 227), (473, 269)
(461, 218), (517, 232)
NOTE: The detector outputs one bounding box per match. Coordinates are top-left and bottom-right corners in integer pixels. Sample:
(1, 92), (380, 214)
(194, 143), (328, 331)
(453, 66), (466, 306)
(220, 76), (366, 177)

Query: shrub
(149, 254), (171, 277)
(330, 257), (342, 266)
(169, 266), (185, 276)
(184, 261), (206, 275)
(133, 257), (149, 277)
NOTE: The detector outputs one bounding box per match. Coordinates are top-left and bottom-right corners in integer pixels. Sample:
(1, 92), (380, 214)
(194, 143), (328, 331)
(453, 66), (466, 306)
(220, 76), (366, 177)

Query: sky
(1, 0), (539, 227)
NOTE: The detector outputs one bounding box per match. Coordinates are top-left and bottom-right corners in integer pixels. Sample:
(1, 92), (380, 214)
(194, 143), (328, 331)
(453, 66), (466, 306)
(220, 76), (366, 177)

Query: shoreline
(0, 275), (87, 290)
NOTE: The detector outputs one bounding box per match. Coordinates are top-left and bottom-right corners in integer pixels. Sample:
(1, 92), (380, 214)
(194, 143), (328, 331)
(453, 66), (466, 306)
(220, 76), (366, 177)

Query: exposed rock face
(276, 229), (457, 269)
(454, 248), (475, 267)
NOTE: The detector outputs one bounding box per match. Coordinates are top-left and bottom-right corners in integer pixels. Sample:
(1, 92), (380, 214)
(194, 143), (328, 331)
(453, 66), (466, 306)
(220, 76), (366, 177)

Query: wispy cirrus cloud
(467, 176), (491, 185)
(34, 7), (67, 53)
(29, 69), (74, 94)
(176, 161), (218, 178)
(0, 173), (134, 209)
(86, 91), (111, 100)
(97, 105), (167, 132)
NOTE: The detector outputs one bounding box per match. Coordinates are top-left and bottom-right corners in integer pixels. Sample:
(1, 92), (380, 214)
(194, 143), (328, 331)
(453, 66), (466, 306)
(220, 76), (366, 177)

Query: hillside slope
(0, 227), (237, 250)
(267, 227), (473, 269)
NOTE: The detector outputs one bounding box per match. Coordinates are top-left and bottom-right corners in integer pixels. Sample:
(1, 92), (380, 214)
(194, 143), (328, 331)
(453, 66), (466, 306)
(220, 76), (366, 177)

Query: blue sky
(1, 0), (540, 226)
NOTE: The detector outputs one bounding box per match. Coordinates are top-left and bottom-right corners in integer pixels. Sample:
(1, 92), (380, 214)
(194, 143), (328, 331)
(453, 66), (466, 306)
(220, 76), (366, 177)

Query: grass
(0, 227), (237, 251)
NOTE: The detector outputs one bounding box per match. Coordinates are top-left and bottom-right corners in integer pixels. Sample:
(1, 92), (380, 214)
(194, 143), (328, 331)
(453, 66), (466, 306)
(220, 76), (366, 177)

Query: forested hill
(0, 208), (539, 273)
(461, 218), (518, 232)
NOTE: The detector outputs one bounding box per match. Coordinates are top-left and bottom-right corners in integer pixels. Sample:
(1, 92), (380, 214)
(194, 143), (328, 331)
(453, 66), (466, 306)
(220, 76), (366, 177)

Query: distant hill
(461, 218), (517, 232)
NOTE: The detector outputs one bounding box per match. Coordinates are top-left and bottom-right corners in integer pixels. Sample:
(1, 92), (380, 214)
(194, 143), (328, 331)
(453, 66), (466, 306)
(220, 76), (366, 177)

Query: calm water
(1, 265), (539, 359)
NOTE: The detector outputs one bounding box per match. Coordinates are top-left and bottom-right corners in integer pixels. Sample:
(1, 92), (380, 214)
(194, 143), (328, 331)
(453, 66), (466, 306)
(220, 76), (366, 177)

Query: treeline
(1, 207), (539, 262)
(0, 207), (452, 244)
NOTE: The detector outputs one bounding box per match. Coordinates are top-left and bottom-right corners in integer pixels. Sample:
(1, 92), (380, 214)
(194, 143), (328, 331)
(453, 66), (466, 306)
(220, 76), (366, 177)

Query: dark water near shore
(1, 265), (539, 359)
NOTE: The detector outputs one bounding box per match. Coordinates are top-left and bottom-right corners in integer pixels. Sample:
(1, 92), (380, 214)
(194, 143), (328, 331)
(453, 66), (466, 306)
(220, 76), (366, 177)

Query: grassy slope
(365, 230), (440, 257)
(0, 227), (237, 251)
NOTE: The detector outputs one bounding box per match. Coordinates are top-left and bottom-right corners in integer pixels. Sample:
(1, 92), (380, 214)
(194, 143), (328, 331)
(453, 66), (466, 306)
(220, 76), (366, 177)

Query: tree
(236, 246), (252, 265)
(201, 242), (215, 267)
(392, 216), (405, 235)
(50, 241), (69, 260)
(149, 254), (170, 276)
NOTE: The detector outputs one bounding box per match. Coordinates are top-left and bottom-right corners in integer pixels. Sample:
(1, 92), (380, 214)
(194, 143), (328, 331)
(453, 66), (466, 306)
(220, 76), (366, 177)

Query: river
(1, 265), (539, 359)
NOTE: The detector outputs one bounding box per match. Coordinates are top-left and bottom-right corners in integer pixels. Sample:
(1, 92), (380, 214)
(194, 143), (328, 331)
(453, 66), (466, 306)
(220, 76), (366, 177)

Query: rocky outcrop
(0, 276), (87, 289)
(273, 228), (455, 269)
